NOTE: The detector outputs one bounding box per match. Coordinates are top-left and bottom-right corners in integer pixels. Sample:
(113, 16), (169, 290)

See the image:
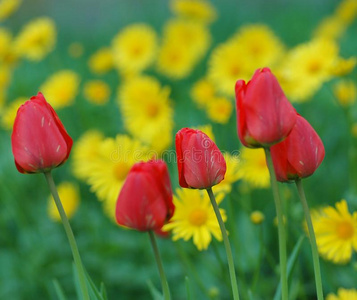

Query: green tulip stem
(148, 230), (171, 300)
(44, 171), (89, 300)
(264, 148), (288, 300)
(295, 179), (324, 300)
(206, 187), (240, 300)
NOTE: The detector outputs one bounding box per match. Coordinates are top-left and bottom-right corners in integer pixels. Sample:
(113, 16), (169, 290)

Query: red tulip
(235, 67), (297, 148)
(11, 92), (73, 174)
(176, 128), (226, 189)
(270, 114), (325, 182)
(115, 160), (175, 231)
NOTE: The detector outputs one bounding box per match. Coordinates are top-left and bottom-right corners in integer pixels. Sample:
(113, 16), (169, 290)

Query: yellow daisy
(313, 16), (346, 40)
(190, 78), (216, 108)
(250, 211), (265, 225)
(310, 199), (357, 264)
(118, 76), (173, 154)
(330, 56), (356, 76)
(111, 23), (157, 74)
(68, 42), (84, 58)
(40, 70), (80, 109)
(14, 17), (56, 61)
(0, 28), (16, 65)
(163, 188), (226, 251)
(335, 0), (357, 25)
(237, 148), (270, 188)
(48, 182), (80, 222)
(71, 130), (105, 182)
(1, 97), (26, 130)
(206, 97), (233, 124)
(327, 288), (357, 300)
(170, 0), (217, 24)
(88, 47), (114, 74)
(0, 0), (21, 21)
(87, 135), (150, 220)
(333, 79), (356, 107)
(83, 80), (110, 105)
(276, 38), (339, 102)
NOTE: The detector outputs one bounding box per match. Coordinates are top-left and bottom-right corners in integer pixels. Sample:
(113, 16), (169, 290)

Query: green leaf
(100, 282), (108, 300)
(147, 280), (164, 300)
(185, 276), (191, 300)
(53, 279), (68, 300)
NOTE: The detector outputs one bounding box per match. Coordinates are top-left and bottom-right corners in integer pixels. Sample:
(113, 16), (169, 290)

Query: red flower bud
(235, 67), (297, 148)
(115, 160), (175, 231)
(11, 92), (73, 174)
(176, 128), (226, 189)
(270, 114), (325, 182)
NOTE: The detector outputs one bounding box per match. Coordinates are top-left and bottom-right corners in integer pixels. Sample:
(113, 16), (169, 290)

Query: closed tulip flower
(11, 92), (73, 174)
(116, 160), (175, 231)
(176, 128), (226, 189)
(270, 114), (325, 182)
(235, 67), (297, 148)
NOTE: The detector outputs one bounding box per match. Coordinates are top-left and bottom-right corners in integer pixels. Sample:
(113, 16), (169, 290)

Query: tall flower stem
(44, 171), (89, 300)
(264, 148), (288, 300)
(206, 188), (240, 300)
(295, 179), (324, 300)
(148, 230), (171, 300)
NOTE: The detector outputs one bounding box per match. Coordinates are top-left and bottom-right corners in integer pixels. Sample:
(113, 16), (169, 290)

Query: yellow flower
(351, 123), (357, 138)
(83, 80), (110, 105)
(0, 0), (21, 21)
(48, 182), (80, 221)
(333, 79), (356, 107)
(335, 0), (357, 25)
(313, 16), (346, 40)
(206, 97), (233, 124)
(163, 188), (226, 251)
(88, 47), (114, 74)
(118, 76), (173, 154)
(40, 70), (80, 109)
(68, 42), (84, 58)
(111, 24), (157, 74)
(208, 40), (251, 96)
(190, 78), (216, 108)
(250, 211), (265, 225)
(0, 28), (18, 65)
(170, 0), (217, 24)
(277, 38), (339, 102)
(71, 130), (105, 182)
(1, 97), (26, 130)
(213, 152), (241, 194)
(195, 124), (215, 141)
(330, 57), (356, 76)
(0, 65), (11, 89)
(14, 17), (56, 61)
(326, 288), (357, 300)
(310, 199), (357, 264)
(87, 135), (149, 221)
(237, 148), (270, 188)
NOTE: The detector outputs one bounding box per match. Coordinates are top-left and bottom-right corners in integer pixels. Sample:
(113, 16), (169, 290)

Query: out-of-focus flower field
(1, 0), (357, 299)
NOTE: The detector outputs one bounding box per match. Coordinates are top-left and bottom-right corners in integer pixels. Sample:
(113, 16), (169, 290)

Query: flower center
(113, 162), (131, 181)
(146, 103), (159, 118)
(188, 209), (208, 226)
(336, 221), (354, 240)
(308, 61), (321, 74)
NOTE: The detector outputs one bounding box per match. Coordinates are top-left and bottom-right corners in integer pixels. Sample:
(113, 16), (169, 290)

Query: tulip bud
(176, 128), (226, 189)
(235, 67), (297, 148)
(115, 160), (175, 231)
(11, 92), (73, 174)
(270, 114), (325, 182)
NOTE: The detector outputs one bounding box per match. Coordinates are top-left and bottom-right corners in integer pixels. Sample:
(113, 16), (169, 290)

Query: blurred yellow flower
(40, 70), (80, 109)
(170, 0), (217, 24)
(83, 80), (110, 105)
(71, 130), (105, 182)
(310, 199), (357, 264)
(277, 38), (339, 102)
(48, 182), (80, 222)
(68, 42), (84, 58)
(214, 152), (241, 194)
(0, 66), (11, 89)
(0, 28), (18, 65)
(333, 79), (356, 107)
(330, 57), (356, 76)
(195, 124), (215, 141)
(88, 47), (114, 74)
(237, 148), (270, 188)
(326, 288), (357, 300)
(335, 0), (357, 25)
(313, 16), (346, 40)
(351, 123), (357, 138)
(163, 188), (226, 251)
(14, 17), (56, 61)
(250, 211), (265, 225)
(118, 76), (173, 154)
(0, 0), (21, 21)
(112, 24), (157, 74)
(1, 97), (26, 130)
(206, 97), (233, 124)
(191, 78), (216, 108)
(87, 135), (149, 221)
